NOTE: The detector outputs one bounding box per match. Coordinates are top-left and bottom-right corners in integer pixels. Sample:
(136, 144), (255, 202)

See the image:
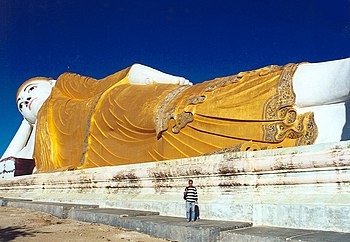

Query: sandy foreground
(0, 207), (168, 242)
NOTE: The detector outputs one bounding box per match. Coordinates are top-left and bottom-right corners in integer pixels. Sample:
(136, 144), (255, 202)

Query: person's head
(16, 77), (56, 124)
(188, 179), (193, 186)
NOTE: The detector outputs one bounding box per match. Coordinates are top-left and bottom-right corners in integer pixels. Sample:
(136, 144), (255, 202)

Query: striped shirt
(184, 186), (198, 202)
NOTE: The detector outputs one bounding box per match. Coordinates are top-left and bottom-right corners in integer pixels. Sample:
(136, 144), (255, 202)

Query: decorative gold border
(262, 64), (318, 145)
(155, 85), (190, 138)
(263, 63), (298, 120)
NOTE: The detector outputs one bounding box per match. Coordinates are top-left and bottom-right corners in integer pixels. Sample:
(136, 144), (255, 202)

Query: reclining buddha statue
(1, 57), (350, 172)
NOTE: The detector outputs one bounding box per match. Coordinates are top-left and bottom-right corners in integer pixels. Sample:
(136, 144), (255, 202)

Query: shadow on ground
(0, 226), (50, 242)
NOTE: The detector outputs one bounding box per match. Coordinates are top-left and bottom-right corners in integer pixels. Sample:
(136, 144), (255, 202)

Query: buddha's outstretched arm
(1, 120), (32, 159)
(128, 64), (193, 85)
(293, 57), (350, 107)
(15, 122), (37, 159)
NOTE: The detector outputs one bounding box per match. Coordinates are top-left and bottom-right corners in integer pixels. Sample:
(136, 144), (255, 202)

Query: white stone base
(1, 141), (350, 233)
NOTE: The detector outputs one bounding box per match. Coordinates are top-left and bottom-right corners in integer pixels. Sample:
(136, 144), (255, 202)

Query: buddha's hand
(129, 64), (193, 86)
(144, 77), (193, 85)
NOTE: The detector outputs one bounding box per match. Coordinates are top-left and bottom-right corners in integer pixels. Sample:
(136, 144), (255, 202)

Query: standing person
(184, 179), (198, 222)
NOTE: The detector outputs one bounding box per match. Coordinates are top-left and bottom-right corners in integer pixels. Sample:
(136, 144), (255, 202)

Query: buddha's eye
(28, 86), (37, 92)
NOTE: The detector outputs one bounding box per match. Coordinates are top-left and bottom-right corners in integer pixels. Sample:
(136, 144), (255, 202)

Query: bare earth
(0, 207), (167, 242)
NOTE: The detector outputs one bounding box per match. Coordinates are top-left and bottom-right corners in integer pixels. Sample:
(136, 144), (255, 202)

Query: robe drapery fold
(34, 64), (317, 172)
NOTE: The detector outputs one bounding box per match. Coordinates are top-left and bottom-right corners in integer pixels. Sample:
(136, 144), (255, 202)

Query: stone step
(69, 208), (252, 242)
(2, 199), (349, 242)
(0, 198), (98, 218)
(0, 197), (32, 206)
(220, 226), (350, 242)
(72, 208), (160, 217)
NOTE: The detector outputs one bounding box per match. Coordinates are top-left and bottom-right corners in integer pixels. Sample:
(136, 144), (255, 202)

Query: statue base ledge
(1, 141), (350, 233)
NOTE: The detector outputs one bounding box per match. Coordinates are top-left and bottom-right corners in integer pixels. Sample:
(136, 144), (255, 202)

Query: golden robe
(34, 64), (317, 172)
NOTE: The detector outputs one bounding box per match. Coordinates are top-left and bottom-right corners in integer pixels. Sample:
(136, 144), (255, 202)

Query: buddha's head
(16, 77), (56, 124)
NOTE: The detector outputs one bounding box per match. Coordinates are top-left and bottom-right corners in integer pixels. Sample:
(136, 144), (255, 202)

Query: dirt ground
(0, 207), (168, 242)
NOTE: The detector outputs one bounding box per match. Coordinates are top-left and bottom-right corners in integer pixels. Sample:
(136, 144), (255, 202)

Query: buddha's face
(17, 80), (54, 124)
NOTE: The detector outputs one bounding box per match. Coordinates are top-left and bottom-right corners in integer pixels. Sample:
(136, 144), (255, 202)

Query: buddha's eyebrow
(24, 84), (35, 92)
(17, 98), (20, 102)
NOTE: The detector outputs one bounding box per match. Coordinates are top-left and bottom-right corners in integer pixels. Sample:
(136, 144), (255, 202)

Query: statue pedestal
(0, 141), (350, 233)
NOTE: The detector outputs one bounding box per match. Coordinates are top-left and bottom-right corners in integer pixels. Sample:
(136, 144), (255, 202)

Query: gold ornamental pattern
(262, 63), (318, 144)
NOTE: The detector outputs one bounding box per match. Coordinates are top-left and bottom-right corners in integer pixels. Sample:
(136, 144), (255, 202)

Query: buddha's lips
(28, 97), (38, 110)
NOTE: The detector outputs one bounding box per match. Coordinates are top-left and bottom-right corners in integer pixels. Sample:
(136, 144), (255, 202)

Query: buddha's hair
(16, 77), (54, 100)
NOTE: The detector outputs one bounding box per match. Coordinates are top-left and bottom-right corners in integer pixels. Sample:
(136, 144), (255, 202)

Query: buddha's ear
(49, 79), (56, 86)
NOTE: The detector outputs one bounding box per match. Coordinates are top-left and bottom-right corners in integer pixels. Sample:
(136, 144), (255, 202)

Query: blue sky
(0, 0), (349, 155)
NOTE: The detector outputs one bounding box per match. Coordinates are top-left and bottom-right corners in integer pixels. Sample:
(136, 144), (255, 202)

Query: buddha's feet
(293, 57), (350, 107)
(293, 57), (350, 144)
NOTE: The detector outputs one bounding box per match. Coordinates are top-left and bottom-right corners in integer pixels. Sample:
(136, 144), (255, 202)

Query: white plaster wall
(1, 141), (350, 232)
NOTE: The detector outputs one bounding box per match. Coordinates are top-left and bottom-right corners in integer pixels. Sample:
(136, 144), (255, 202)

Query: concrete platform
(0, 197), (32, 206)
(220, 226), (350, 242)
(1, 199), (350, 242)
(69, 208), (251, 242)
(0, 198), (98, 218)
